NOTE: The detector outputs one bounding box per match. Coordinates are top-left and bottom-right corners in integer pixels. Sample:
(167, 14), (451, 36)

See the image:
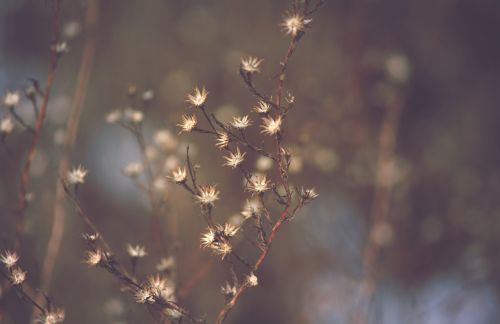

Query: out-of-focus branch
(34, 2), (99, 319)
(14, 0), (62, 251)
(354, 95), (404, 324)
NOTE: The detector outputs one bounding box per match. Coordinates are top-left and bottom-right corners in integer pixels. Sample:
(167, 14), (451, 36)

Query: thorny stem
(15, 0), (62, 252)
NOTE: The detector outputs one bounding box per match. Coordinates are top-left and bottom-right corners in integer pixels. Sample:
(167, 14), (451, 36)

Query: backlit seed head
(10, 267), (27, 285)
(260, 116), (282, 136)
(177, 114), (198, 133)
(253, 100), (271, 115)
(241, 56), (263, 74)
(105, 110), (122, 124)
(247, 273), (258, 287)
(67, 165), (88, 185)
(221, 282), (237, 298)
(0, 117), (14, 134)
(223, 147), (246, 169)
(3, 90), (21, 107)
(84, 249), (103, 267)
(281, 13), (312, 37)
(1, 251), (19, 268)
(196, 185), (220, 206)
(123, 162), (143, 178)
(231, 115), (251, 129)
(37, 309), (65, 324)
(82, 233), (100, 242)
(300, 187), (319, 203)
(127, 244), (147, 258)
(248, 174), (271, 194)
(124, 108), (144, 123)
(156, 256), (175, 272)
(215, 132), (230, 149)
(169, 166), (187, 183)
(186, 87), (208, 107)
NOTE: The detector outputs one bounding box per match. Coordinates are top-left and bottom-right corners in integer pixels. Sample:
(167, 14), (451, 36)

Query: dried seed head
(124, 108), (144, 123)
(247, 273), (258, 287)
(127, 244), (147, 258)
(300, 187), (319, 203)
(0, 117), (14, 134)
(135, 288), (154, 304)
(10, 267), (27, 285)
(123, 162), (143, 178)
(253, 100), (271, 115)
(142, 90), (154, 102)
(261, 116), (282, 136)
(3, 90), (21, 107)
(186, 87), (208, 107)
(223, 147), (246, 169)
(37, 309), (65, 324)
(219, 223), (239, 238)
(241, 56), (263, 74)
(200, 228), (216, 248)
(248, 174), (271, 194)
(84, 249), (103, 267)
(105, 110), (122, 124)
(169, 166), (187, 183)
(154, 129), (178, 151)
(82, 233), (100, 242)
(156, 256), (175, 272)
(231, 115), (251, 129)
(215, 132), (230, 149)
(281, 13), (312, 37)
(177, 114), (198, 133)
(66, 165), (88, 185)
(53, 41), (69, 55)
(241, 199), (261, 219)
(196, 185), (220, 206)
(221, 282), (237, 298)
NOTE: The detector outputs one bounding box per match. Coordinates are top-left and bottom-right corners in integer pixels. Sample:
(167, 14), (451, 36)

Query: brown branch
(14, 0), (62, 251)
(33, 0), (99, 320)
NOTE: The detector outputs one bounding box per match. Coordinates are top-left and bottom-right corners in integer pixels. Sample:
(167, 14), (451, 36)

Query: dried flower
(281, 13), (312, 37)
(135, 288), (154, 304)
(299, 187), (319, 203)
(67, 165), (88, 185)
(37, 309), (65, 324)
(261, 116), (282, 136)
(221, 282), (237, 298)
(196, 185), (220, 206)
(177, 114), (198, 133)
(136, 274), (173, 303)
(200, 228), (216, 248)
(215, 132), (230, 149)
(241, 199), (261, 219)
(231, 115), (251, 129)
(186, 87), (208, 107)
(0, 117), (14, 134)
(82, 233), (99, 242)
(218, 223), (239, 238)
(142, 90), (154, 102)
(3, 91), (21, 107)
(241, 56), (263, 74)
(248, 174), (271, 194)
(156, 256), (175, 272)
(84, 249), (103, 267)
(247, 273), (258, 287)
(10, 267), (27, 285)
(223, 147), (246, 169)
(169, 166), (187, 183)
(200, 227), (233, 258)
(53, 41), (69, 55)
(105, 110), (122, 124)
(154, 129), (178, 151)
(127, 244), (147, 258)
(254, 100), (271, 115)
(124, 108), (144, 123)
(123, 162), (143, 177)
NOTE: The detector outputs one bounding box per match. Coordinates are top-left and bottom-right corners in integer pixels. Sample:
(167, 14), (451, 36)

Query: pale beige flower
(215, 132), (230, 149)
(186, 87), (208, 107)
(248, 174), (271, 194)
(123, 162), (143, 177)
(37, 309), (65, 324)
(154, 129), (178, 151)
(281, 13), (312, 37)
(66, 165), (88, 185)
(156, 256), (175, 272)
(10, 267), (26, 285)
(253, 100), (271, 114)
(200, 228), (216, 248)
(105, 110), (122, 124)
(84, 250), (103, 267)
(196, 185), (220, 205)
(124, 108), (144, 123)
(169, 166), (187, 183)
(177, 114), (198, 133)
(231, 115), (251, 129)
(3, 91), (20, 107)
(221, 282), (237, 298)
(127, 244), (147, 258)
(219, 223), (239, 238)
(241, 56), (263, 74)
(0, 251), (19, 269)
(247, 273), (258, 287)
(300, 187), (319, 203)
(260, 116), (282, 136)
(0, 117), (14, 134)
(223, 147), (246, 169)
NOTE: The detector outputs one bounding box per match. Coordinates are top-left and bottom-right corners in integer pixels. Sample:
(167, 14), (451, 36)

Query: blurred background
(1, 0), (500, 323)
